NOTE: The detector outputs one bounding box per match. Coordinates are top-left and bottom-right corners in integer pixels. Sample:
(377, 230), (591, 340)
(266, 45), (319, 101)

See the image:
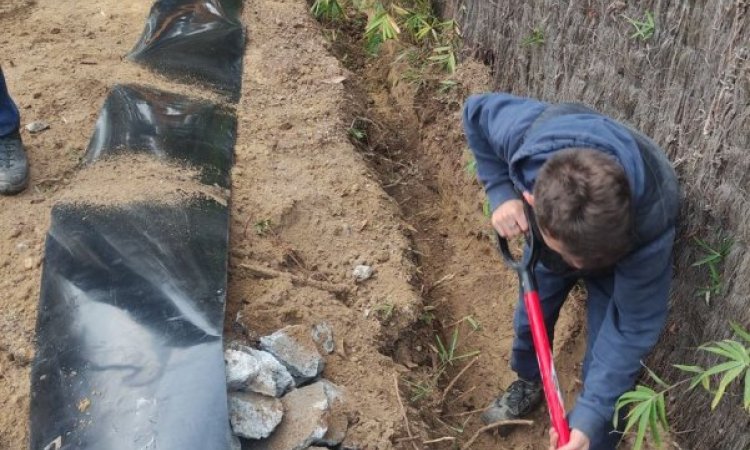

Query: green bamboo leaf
(634, 408), (650, 450)
(644, 365), (670, 388)
(701, 360), (744, 378)
(649, 401), (662, 447)
(744, 369), (750, 410)
(701, 374), (711, 391)
(723, 340), (750, 363)
(707, 341), (744, 361)
(619, 390), (653, 401)
(635, 385), (657, 394)
(730, 321), (750, 343)
(674, 364), (704, 374)
(688, 373), (706, 390)
(711, 366), (745, 409)
(624, 399), (653, 434)
(656, 392), (668, 428)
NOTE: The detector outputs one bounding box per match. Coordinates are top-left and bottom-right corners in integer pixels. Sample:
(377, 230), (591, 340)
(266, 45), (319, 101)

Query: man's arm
(462, 93), (546, 211)
(567, 227), (675, 440)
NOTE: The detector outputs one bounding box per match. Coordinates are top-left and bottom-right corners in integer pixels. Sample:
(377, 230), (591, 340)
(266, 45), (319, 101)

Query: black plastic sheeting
(85, 84), (236, 188)
(128, 0), (245, 100)
(30, 198), (231, 450)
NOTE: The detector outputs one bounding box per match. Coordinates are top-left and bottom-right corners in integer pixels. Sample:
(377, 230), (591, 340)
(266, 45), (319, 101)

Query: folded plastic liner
(128, 0), (245, 100)
(85, 84), (236, 188)
(30, 199), (232, 450)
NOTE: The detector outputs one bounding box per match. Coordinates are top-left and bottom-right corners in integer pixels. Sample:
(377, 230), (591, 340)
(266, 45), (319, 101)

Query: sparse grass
(623, 11), (655, 41)
(521, 27), (545, 47)
(253, 219), (273, 236)
(435, 328), (480, 367)
(692, 236), (732, 304)
(406, 379), (433, 402)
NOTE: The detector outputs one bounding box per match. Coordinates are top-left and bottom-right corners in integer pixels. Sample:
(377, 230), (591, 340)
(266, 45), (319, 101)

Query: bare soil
(0, 1), (588, 449)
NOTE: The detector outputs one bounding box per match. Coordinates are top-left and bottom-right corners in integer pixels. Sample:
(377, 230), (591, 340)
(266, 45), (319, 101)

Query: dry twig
(239, 263), (351, 296)
(424, 436), (456, 445)
(460, 420), (534, 450)
(440, 357), (478, 404)
(393, 374), (420, 450)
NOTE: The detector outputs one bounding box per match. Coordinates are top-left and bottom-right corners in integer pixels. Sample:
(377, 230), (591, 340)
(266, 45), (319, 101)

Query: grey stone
(352, 264), (373, 282)
(228, 391), (284, 440)
(225, 349), (261, 391)
(25, 121), (49, 133)
(246, 348), (295, 397)
(315, 380), (348, 446)
(311, 322), (335, 355)
(254, 382), (330, 450)
(260, 325), (325, 385)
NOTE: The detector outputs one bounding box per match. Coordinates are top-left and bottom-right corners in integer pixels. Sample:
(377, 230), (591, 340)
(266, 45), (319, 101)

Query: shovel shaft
(524, 289), (570, 447)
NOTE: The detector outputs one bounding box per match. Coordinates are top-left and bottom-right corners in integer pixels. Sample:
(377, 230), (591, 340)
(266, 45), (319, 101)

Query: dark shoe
(481, 378), (543, 425)
(0, 130), (29, 195)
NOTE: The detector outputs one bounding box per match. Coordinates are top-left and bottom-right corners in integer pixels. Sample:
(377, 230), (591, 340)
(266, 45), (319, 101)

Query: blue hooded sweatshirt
(463, 93), (679, 441)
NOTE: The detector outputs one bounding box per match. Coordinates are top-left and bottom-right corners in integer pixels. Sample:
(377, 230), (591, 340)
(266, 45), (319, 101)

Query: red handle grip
(524, 290), (570, 447)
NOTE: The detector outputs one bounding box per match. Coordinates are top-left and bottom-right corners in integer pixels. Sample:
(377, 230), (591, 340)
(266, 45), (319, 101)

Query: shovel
(495, 201), (571, 447)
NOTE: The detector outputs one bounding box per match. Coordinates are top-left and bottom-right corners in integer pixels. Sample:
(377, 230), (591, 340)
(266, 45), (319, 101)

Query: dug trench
(319, 18), (590, 450)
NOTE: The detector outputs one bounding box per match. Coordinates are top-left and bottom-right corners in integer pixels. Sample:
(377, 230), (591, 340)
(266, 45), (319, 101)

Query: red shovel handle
(525, 290), (570, 447)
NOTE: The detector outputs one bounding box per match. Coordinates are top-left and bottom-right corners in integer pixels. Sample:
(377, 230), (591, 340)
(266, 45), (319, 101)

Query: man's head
(525, 148), (633, 269)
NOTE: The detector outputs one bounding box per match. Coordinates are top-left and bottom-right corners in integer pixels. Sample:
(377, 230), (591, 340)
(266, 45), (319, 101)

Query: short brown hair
(533, 148), (633, 268)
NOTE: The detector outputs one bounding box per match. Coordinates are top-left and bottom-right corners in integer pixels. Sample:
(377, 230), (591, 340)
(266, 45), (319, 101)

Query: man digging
(463, 93), (679, 450)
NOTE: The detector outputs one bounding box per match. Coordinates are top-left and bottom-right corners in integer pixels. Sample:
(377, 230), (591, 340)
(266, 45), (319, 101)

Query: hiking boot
(481, 378), (543, 425)
(0, 130), (29, 195)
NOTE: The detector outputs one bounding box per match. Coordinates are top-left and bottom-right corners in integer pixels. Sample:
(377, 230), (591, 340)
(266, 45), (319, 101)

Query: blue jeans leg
(583, 274), (623, 450)
(510, 259), (576, 381)
(0, 67), (21, 137)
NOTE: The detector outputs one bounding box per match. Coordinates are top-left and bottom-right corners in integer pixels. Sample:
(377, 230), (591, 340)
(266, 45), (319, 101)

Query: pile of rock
(225, 324), (347, 450)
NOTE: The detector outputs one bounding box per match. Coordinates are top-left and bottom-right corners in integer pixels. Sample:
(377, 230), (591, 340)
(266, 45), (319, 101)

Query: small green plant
(675, 321), (750, 411)
(692, 237), (732, 304)
(311, 0), (345, 20)
(438, 79), (458, 93)
(616, 322), (750, 450)
(435, 328), (480, 366)
(521, 27), (545, 47)
(374, 303), (395, 321)
(364, 3), (400, 54)
(464, 157), (477, 176)
(428, 45), (456, 74)
(348, 126), (366, 141)
(623, 11), (655, 41)
(614, 367), (670, 450)
(406, 379), (433, 402)
(466, 315), (481, 331)
(254, 219), (273, 235)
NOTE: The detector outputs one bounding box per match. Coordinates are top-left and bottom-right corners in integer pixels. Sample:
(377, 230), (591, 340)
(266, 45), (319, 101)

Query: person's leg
(511, 261), (577, 381)
(482, 256), (576, 424)
(0, 67), (21, 136)
(0, 66), (28, 194)
(583, 275), (623, 450)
